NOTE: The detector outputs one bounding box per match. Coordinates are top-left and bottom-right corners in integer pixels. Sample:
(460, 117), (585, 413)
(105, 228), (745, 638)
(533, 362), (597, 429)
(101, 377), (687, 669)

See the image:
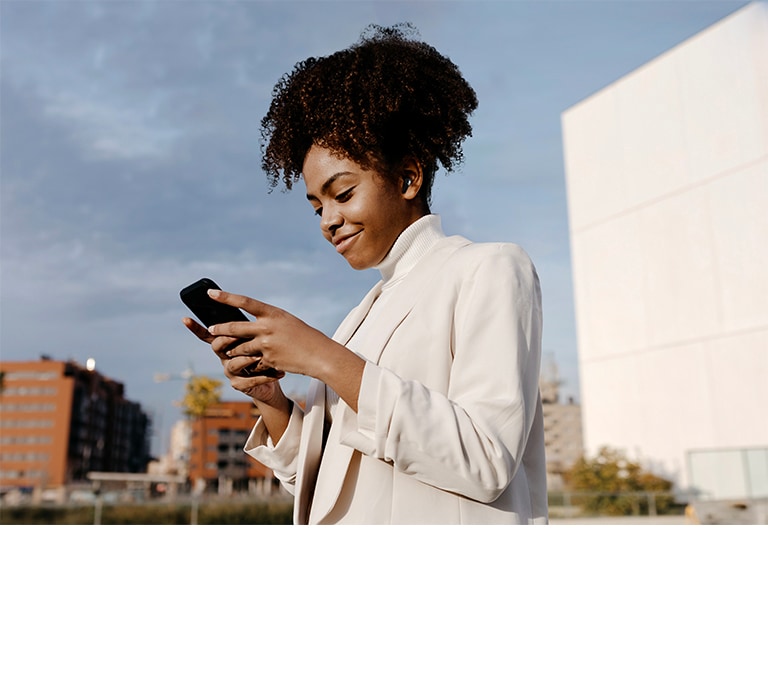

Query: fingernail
(208, 289), (221, 298)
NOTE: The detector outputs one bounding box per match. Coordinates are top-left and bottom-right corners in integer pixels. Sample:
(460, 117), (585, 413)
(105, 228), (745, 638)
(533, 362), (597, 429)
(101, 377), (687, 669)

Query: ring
(241, 359), (261, 377)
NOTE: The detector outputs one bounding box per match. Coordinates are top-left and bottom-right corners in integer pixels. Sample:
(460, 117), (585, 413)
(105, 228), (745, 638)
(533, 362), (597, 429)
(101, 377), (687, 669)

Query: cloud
(44, 92), (183, 161)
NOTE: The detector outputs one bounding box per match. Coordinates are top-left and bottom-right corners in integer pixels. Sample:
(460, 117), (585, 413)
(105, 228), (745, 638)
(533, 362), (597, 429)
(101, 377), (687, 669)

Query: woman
(183, 25), (548, 524)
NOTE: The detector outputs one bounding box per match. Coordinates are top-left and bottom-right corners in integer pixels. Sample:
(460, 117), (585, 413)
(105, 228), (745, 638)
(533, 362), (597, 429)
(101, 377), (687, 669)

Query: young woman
(183, 25), (548, 524)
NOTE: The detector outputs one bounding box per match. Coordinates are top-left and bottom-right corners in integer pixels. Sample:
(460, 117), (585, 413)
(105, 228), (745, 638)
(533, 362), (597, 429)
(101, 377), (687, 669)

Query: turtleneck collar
(375, 214), (445, 287)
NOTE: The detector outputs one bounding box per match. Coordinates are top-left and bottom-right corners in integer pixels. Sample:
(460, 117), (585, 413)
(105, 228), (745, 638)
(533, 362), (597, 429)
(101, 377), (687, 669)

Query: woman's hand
(183, 309), (294, 443)
(204, 289), (366, 411)
(181, 315), (286, 407)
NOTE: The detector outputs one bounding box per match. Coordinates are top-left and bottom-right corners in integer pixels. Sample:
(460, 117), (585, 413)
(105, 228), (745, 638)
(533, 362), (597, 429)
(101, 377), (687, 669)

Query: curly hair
(259, 24), (478, 206)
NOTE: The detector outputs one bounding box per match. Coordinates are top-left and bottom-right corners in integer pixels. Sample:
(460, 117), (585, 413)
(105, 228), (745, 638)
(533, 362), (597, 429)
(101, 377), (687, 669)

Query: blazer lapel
(352, 235), (470, 363)
(308, 235), (471, 523)
(293, 281), (383, 523)
(293, 378), (325, 524)
(332, 281), (384, 345)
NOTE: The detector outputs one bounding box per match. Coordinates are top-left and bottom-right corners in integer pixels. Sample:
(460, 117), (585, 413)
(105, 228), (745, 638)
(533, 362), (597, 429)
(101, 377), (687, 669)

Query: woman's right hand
(182, 316), (287, 407)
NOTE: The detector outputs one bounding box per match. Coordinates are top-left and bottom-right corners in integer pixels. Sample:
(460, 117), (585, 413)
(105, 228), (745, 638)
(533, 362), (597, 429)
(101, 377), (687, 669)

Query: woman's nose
(321, 209), (342, 239)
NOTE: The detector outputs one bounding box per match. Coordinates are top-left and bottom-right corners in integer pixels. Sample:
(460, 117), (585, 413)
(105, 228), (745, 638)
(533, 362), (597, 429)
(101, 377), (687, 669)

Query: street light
(152, 366), (195, 483)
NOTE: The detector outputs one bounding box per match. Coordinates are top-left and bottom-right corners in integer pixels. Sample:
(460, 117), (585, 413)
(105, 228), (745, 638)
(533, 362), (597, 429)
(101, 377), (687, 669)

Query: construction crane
(153, 365), (194, 383)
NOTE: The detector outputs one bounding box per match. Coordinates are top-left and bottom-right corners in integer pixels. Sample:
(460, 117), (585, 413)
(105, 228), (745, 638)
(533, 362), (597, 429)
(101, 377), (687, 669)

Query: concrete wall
(561, 2), (768, 488)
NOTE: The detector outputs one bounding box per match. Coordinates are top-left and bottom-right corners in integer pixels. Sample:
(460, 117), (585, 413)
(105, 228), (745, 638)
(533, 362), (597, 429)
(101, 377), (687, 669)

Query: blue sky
(0, 0), (750, 456)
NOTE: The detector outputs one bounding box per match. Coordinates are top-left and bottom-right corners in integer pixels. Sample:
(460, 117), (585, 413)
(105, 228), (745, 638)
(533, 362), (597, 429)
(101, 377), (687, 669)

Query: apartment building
(540, 372), (584, 491)
(0, 357), (150, 493)
(186, 400), (274, 495)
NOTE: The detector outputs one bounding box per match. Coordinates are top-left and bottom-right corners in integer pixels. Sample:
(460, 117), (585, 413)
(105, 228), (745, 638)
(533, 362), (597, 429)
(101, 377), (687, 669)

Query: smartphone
(180, 278), (249, 327)
(181, 278), (282, 378)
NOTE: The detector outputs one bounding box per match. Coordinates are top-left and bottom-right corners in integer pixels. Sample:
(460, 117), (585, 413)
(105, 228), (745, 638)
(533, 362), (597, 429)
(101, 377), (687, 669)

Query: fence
(4, 489), (763, 524)
(547, 490), (691, 518)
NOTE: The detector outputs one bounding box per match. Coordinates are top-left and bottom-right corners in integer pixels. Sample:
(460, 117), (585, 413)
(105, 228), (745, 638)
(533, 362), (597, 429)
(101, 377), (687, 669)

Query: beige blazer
(245, 226), (548, 524)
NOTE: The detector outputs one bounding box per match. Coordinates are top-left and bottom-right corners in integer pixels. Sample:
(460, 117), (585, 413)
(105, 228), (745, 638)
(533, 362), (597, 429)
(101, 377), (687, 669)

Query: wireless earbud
(401, 177), (412, 194)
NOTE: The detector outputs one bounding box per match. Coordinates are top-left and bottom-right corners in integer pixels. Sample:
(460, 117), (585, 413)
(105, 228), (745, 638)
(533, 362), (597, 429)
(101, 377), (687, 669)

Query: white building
(561, 2), (768, 497)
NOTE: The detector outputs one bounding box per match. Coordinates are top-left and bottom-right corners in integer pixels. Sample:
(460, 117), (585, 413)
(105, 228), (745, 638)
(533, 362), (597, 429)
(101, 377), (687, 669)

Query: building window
(0, 419), (54, 428)
(2, 386), (58, 396)
(0, 403), (56, 412)
(0, 436), (53, 445)
(0, 452), (49, 462)
(4, 371), (58, 381)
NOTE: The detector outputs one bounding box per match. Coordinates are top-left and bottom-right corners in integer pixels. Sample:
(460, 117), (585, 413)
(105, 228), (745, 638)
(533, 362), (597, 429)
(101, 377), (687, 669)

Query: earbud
(401, 177), (412, 194)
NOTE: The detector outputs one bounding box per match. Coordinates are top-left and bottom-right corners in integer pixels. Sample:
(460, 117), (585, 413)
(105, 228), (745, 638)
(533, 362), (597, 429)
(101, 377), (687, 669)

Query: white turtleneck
(375, 213), (445, 289)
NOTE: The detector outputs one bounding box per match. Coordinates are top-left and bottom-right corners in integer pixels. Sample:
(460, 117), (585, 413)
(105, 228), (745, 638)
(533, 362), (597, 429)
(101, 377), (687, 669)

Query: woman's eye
(311, 187), (353, 216)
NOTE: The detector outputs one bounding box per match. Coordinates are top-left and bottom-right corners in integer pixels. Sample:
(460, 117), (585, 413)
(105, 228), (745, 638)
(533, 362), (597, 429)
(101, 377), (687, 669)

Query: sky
(0, 0), (751, 457)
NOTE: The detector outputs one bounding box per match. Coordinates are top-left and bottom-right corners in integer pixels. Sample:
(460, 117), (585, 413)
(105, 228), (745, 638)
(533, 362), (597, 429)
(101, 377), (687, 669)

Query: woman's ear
(399, 157), (424, 200)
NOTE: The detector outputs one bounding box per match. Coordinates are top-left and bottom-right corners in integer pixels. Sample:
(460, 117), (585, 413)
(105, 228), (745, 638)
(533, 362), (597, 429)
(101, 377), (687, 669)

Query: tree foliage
(180, 375), (223, 419)
(563, 447), (675, 516)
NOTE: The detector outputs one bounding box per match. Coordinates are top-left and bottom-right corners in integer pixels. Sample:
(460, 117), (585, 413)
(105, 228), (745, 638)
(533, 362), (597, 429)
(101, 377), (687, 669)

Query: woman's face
(303, 145), (423, 270)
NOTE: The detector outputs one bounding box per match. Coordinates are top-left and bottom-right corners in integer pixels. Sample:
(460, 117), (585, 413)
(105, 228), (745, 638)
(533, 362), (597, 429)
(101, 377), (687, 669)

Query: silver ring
(242, 359), (261, 377)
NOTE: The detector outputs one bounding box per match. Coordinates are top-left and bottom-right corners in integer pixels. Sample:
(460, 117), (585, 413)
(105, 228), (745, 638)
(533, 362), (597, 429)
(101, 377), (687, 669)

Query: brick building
(186, 400), (275, 495)
(0, 357), (150, 493)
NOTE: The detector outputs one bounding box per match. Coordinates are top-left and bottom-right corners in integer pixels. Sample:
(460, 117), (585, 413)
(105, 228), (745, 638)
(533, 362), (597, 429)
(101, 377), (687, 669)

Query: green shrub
(0, 505), (95, 524)
(1, 499), (294, 525)
(196, 501), (293, 525)
(563, 447), (676, 516)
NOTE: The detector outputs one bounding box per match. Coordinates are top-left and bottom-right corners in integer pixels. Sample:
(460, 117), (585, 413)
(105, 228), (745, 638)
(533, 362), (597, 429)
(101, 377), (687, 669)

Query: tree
(180, 375), (222, 418)
(180, 375), (222, 491)
(563, 447), (675, 516)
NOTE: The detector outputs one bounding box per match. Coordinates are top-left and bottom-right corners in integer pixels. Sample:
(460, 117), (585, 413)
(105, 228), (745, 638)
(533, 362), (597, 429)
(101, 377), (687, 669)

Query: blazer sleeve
(242, 400), (304, 495)
(339, 244), (543, 503)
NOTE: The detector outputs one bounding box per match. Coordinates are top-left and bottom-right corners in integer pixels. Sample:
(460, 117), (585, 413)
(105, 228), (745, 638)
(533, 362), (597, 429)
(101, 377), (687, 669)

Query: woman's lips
(334, 230), (362, 254)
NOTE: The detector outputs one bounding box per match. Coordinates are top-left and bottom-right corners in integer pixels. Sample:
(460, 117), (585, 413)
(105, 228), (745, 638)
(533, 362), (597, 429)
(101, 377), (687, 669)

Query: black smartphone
(180, 278), (249, 327)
